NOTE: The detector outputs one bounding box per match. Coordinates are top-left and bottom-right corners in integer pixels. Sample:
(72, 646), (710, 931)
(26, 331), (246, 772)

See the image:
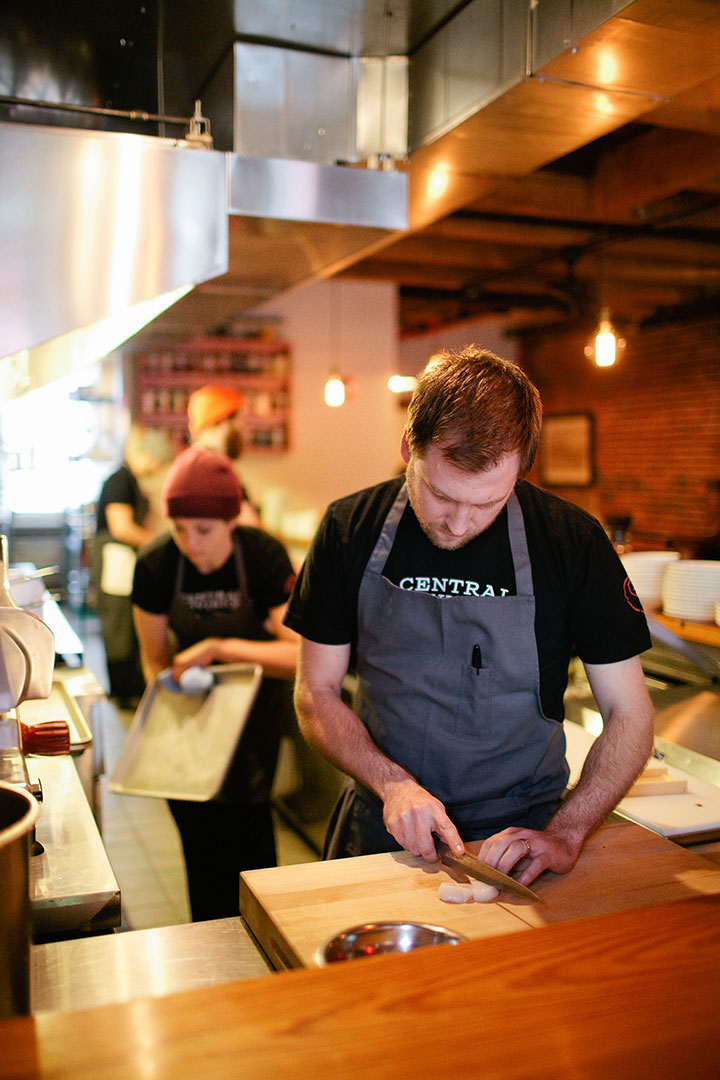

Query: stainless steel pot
(0, 781), (39, 1017)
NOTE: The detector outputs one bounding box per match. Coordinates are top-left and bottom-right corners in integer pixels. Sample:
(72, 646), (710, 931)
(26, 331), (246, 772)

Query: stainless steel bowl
(318, 921), (466, 965)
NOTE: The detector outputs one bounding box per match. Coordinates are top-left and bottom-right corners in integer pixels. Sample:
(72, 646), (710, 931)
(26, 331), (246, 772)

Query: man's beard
(413, 512), (481, 551)
(413, 504), (505, 551)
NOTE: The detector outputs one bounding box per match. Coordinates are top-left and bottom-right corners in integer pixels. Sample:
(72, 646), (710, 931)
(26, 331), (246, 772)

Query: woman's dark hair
(405, 346), (542, 477)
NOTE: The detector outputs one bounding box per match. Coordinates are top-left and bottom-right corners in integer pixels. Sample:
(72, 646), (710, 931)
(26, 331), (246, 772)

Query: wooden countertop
(3, 893), (719, 1079)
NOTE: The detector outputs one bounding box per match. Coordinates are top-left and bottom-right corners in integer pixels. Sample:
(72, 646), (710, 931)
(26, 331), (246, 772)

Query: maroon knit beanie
(162, 446), (242, 521)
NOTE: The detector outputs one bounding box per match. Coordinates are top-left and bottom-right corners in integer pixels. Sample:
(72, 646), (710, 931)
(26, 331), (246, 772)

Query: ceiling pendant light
(585, 307), (625, 367)
(323, 283), (350, 407)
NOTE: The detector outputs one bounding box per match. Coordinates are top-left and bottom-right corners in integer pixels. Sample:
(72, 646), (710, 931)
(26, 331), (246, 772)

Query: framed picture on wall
(538, 413), (594, 487)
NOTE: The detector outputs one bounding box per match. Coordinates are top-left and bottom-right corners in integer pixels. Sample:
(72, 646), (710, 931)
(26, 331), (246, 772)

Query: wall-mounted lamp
(584, 307), (625, 367)
(387, 374), (418, 394)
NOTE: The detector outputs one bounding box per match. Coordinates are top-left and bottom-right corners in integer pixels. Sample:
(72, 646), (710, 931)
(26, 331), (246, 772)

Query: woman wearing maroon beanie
(131, 445), (299, 921)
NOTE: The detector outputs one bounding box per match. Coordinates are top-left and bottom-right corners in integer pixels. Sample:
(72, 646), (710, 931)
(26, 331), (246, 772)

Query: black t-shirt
(96, 464), (143, 532)
(284, 478), (651, 720)
(133, 527), (296, 646)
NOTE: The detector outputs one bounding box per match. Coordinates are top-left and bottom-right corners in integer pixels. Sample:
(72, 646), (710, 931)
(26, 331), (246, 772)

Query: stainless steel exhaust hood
(0, 120), (408, 390)
(141, 154), (408, 347)
(0, 122), (228, 361)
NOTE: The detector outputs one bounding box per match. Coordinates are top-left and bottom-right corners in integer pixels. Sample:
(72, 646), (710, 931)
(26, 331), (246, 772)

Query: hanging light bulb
(585, 307), (625, 367)
(324, 374), (346, 407)
(594, 308), (616, 367)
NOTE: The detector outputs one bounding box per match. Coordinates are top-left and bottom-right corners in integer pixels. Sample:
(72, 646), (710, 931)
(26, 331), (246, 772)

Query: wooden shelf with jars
(135, 337), (291, 454)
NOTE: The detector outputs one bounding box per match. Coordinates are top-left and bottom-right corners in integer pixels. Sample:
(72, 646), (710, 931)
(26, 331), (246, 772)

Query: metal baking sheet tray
(108, 663), (262, 801)
(19, 678), (93, 751)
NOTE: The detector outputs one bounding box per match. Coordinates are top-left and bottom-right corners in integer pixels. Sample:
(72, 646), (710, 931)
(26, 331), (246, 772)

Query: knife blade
(434, 838), (543, 902)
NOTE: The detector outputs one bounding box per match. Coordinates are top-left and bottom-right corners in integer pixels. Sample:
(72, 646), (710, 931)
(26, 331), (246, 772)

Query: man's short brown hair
(405, 346), (542, 478)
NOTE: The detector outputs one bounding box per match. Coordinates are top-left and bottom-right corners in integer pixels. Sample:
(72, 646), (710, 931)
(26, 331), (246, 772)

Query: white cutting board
(563, 720), (720, 838)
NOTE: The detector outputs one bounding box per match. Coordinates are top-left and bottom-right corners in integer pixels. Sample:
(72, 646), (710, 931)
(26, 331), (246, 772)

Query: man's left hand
(475, 826), (582, 886)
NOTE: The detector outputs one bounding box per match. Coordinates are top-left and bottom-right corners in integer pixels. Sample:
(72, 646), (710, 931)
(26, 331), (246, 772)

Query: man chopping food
(284, 347), (654, 887)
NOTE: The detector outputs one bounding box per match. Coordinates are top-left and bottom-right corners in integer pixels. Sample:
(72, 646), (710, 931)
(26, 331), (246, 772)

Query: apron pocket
(452, 663), (494, 737)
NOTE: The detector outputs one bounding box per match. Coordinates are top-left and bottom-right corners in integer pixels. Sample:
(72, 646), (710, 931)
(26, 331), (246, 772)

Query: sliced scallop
(438, 881), (474, 903)
(471, 881), (500, 902)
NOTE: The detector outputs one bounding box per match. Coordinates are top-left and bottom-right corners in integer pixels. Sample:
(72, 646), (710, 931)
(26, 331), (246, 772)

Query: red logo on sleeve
(284, 572), (297, 597)
(623, 576), (643, 612)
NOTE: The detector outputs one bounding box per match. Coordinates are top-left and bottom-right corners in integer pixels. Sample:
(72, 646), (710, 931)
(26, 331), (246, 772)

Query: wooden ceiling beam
(542, 6), (720, 97)
(353, 230), (720, 283)
(345, 256), (697, 315)
(645, 71), (720, 136)
(624, 0), (720, 35)
(410, 216), (720, 264)
(340, 261), (477, 292)
(358, 235), (549, 273)
(465, 173), (630, 226)
(593, 128), (720, 216)
(427, 215), (597, 249)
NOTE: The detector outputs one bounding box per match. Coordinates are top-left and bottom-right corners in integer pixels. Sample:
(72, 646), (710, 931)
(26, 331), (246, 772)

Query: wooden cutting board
(239, 821), (720, 968)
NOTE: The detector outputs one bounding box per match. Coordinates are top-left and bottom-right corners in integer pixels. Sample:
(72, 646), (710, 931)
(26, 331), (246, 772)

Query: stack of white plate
(620, 551), (679, 611)
(661, 560), (720, 622)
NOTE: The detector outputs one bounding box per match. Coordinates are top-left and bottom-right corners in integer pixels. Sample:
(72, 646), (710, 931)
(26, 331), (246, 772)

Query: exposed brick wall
(519, 318), (720, 550)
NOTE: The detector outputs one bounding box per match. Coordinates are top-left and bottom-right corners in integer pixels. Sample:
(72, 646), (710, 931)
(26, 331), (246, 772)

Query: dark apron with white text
(169, 537), (290, 806)
(324, 486), (568, 857)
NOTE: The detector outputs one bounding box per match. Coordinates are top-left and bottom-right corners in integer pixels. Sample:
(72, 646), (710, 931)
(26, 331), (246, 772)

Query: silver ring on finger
(520, 838), (532, 857)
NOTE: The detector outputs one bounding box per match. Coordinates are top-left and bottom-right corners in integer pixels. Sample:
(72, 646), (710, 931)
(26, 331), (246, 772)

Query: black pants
(168, 798), (277, 922)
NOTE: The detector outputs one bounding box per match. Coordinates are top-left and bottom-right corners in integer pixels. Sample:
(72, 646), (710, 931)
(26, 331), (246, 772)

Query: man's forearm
(294, 680), (464, 858)
(546, 705), (654, 849)
(294, 683), (414, 798)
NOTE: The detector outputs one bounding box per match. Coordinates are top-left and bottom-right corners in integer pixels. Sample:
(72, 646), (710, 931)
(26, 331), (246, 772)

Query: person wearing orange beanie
(186, 384), (261, 526)
(131, 445), (298, 921)
(187, 385), (246, 458)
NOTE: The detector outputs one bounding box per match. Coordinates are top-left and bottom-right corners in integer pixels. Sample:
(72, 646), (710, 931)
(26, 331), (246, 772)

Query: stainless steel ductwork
(0, 0), (641, 389)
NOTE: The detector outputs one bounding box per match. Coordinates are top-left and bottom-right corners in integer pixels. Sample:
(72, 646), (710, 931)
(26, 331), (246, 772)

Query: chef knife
(434, 837), (543, 902)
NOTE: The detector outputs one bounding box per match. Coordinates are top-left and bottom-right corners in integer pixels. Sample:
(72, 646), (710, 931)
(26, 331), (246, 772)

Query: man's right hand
(382, 778), (464, 862)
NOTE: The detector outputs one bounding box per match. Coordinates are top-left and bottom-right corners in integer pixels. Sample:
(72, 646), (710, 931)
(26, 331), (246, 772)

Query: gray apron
(324, 486), (568, 857)
(169, 535), (292, 806)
